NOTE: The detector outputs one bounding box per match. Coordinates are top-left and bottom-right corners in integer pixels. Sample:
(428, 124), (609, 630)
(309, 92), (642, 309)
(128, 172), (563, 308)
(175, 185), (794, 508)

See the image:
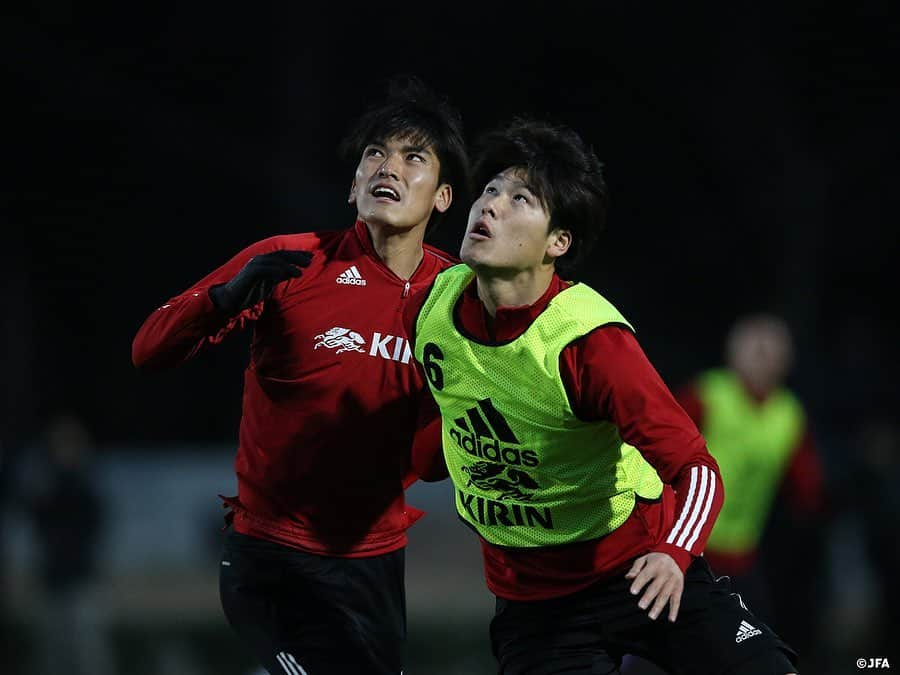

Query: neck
(735, 371), (775, 403)
(475, 266), (555, 317)
(364, 220), (426, 279)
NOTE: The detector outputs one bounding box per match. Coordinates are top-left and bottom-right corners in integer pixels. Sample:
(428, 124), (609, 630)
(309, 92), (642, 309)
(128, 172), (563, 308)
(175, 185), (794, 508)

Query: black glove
(209, 250), (313, 314)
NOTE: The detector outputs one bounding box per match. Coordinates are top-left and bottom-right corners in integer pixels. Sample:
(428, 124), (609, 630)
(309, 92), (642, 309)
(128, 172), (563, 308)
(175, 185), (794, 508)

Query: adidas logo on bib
(451, 398), (552, 529)
(450, 399), (539, 469)
(336, 265), (366, 286)
(735, 620), (762, 643)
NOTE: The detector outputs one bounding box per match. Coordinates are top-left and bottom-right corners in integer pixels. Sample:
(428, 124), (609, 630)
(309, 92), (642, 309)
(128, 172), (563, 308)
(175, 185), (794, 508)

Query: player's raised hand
(210, 250), (313, 314)
(625, 552), (685, 622)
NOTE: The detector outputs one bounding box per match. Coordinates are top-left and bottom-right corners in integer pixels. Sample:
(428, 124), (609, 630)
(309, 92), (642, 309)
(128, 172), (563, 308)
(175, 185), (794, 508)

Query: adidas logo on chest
(336, 265), (367, 286)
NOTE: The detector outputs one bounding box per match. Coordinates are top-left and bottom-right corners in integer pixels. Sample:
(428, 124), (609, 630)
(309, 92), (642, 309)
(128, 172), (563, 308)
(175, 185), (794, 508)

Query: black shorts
(219, 529), (405, 675)
(490, 557), (798, 675)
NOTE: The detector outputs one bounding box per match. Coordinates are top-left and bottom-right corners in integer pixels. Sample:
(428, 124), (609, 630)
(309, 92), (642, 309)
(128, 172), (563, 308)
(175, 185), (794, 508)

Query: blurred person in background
(24, 411), (113, 675)
(132, 77), (469, 675)
(675, 314), (828, 658)
(409, 118), (798, 674)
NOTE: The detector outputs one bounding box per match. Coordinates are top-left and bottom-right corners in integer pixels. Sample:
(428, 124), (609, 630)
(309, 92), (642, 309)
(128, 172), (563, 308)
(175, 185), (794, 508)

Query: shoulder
(551, 283), (635, 339)
(777, 386), (807, 418)
(229, 231), (347, 273)
(572, 323), (641, 356)
(566, 283), (628, 314)
(696, 369), (735, 392)
(251, 230), (342, 253)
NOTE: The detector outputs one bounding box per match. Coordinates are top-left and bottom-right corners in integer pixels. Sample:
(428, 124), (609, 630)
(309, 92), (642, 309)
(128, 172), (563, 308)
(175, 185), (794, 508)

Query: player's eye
(408, 153), (426, 162)
(365, 147), (384, 158)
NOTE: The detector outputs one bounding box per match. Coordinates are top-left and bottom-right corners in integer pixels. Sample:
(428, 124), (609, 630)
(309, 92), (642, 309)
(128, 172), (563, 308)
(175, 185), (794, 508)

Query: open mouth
(370, 184), (401, 201)
(469, 221), (492, 239)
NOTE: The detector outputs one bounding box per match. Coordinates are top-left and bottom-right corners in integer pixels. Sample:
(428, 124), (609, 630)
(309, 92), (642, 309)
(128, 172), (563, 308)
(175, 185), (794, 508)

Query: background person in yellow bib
(408, 119), (799, 674)
(676, 315), (828, 661)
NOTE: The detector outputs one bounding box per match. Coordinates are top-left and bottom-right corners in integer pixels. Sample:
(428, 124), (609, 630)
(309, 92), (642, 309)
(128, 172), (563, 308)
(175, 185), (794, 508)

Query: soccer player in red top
(408, 119), (799, 674)
(132, 78), (468, 675)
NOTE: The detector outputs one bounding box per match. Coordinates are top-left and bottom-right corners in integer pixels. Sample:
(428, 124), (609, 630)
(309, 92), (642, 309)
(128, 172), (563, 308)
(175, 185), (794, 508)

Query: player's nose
(377, 155), (401, 179)
(481, 196), (498, 219)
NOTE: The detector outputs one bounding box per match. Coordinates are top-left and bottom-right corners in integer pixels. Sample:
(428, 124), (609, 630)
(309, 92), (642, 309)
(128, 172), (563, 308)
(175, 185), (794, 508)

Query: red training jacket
(133, 220), (453, 557)
(407, 274), (724, 600)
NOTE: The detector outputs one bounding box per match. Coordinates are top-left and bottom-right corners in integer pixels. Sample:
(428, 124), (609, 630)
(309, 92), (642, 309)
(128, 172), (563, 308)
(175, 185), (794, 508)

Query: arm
(562, 326), (724, 620)
(408, 386), (448, 483)
(782, 425), (826, 516)
(132, 238), (313, 370)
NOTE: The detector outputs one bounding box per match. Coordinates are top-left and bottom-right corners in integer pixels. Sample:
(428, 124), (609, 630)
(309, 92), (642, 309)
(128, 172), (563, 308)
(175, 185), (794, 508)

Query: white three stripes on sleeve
(276, 651), (308, 675)
(665, 465), (717, 554)
(684, 469), (716, 551)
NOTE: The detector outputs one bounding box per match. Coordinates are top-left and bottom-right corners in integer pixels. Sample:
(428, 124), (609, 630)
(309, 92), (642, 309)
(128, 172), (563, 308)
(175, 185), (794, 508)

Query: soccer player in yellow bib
(408, 119), (800, 674)
(676, 315), (827, 659)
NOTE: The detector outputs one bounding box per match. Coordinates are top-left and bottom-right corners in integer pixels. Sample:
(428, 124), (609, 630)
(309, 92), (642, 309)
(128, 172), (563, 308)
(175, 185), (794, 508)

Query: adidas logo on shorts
(735, 620), (762, 643)
(336, 265), (367, 286)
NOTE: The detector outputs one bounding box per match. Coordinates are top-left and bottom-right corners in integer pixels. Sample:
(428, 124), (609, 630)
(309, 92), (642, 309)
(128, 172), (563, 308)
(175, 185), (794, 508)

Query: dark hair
(338, 75), (470, 232)
(471, 118), (607, 272)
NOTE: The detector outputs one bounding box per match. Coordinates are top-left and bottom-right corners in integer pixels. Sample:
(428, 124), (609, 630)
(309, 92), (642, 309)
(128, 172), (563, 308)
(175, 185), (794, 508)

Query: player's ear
(348, 179), (357, 205)
(433, 183), (452, 214)
(546, 228), (572, 260)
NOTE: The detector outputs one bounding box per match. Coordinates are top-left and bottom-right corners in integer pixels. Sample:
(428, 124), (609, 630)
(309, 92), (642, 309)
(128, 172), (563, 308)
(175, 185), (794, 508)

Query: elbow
(699, 443), (721, 475)
(131, 339), (149, 370)
(131, 336), (161, 371)
(417, 468), (450, 483)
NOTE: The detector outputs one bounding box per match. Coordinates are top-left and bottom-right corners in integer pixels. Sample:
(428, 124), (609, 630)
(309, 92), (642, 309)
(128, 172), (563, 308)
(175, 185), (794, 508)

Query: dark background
(4, 4), (899, 673)
(7, 2), (898, 449)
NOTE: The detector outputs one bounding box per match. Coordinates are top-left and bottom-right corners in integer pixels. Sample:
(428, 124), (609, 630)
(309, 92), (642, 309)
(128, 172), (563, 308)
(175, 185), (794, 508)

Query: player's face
(461, 168), (569, 274)
(349, 135), (451, 232)
(728, 321), (792, 392)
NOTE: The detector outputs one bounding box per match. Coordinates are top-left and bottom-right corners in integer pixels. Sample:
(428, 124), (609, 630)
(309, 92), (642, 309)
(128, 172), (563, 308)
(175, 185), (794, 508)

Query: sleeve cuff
(651, 543), (694, 573)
